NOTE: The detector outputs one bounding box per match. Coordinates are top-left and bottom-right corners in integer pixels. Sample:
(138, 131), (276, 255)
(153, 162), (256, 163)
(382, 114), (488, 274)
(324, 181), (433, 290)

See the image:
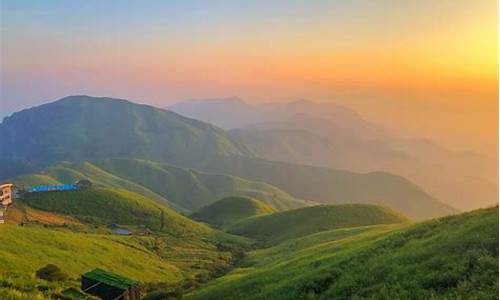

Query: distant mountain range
(2, 95), (456, 219)
(169, 97), (497, 211)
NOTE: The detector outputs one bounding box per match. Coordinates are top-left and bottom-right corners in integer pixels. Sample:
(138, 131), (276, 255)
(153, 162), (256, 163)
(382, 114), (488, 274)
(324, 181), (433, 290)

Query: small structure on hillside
(76, 179), (93, 189)
(139, 226), (153, 236)
(113, 228), (132, 235)
(0, 183), (14, 207)
(0, 183), (14, 224)
(26, 184), (78, 193)
(82, 268), (140, 300)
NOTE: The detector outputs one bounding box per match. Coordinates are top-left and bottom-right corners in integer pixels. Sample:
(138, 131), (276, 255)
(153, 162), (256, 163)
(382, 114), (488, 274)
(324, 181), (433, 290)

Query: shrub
(35, 264), (68, 282)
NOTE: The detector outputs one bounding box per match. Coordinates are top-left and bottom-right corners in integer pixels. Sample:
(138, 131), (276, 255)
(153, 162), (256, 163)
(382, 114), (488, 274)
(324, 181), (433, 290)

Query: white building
(0, 184), (14, 206)
(0, 184), (14, 224)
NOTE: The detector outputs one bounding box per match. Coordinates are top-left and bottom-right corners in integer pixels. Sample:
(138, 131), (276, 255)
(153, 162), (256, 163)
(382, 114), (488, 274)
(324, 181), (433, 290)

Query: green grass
(12, 161), (182, 211)
(188, 207), (498, 300)
(0, 186), (254, 299)
(96, 158), (311, 212)
(21, 188), (211, 236)
(0, 222), (250, 299)
(228, 204), (410, 245)
(12, 159), (311, 213)
(0, 225), (180, 299)
(192, 196), (276, 229)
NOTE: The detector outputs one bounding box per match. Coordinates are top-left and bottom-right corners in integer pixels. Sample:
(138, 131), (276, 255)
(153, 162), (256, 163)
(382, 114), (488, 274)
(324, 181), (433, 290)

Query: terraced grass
(228, 204), (410, 245)
(192, 196), (276, 229)
(188, 207), (498, 300)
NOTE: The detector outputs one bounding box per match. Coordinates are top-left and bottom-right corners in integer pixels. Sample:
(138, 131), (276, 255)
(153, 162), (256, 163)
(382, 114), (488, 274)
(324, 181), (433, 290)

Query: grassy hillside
(197, 155), (456, 220)
(0, 225), (182, 282)
(96, 158), (310, 212)
(228, 204), (409, 245)
(2, 187), (254, 299)
(1, 95), (455, 220)
(192, 196), (276, 229)
(21, 188), (211, 236)
(12, 159), (310, 213)
(0, 95), (251, 179)
(11, 161), (179, 208)
(189, 207), (498, 300)
(0, 222), (250, 299)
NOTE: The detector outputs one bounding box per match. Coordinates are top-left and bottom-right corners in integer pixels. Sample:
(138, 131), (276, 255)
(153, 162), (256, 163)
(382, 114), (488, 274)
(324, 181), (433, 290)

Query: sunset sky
(1, 0), (498, 155)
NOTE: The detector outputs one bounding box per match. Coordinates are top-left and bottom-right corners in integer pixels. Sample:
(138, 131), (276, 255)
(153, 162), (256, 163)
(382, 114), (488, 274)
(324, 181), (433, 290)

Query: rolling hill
(170, 97), (497, 212)
(0, 95), (251, 178)
(196, 155), (456, 220)
(13, 159), (310, 213)
(2, 95), (458, 220)
(188, 206), (498, 300)
(192, 196), (276, 229)
(230, 121), (498, 212)
(0, 221), (250, 299)
(2, 186), (254, 298)
(21, 188), (211, 235)
(227, 204), (409, 245)
(96, 158), (310, 212)
(11, 161), (177, 209)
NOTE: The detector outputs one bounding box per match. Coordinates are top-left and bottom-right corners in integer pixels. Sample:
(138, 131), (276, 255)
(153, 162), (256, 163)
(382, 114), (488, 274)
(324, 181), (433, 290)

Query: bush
(35, 264), (68, 282)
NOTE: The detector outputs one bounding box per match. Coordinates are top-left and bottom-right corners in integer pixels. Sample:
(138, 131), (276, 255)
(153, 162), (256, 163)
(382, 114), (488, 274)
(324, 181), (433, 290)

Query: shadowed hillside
(192, 196), (276, 229)
(170, 98), (497, 211)
(0, 95), (251, 178)
(196, 155), (456, 220)
(12, 159), (310, 213)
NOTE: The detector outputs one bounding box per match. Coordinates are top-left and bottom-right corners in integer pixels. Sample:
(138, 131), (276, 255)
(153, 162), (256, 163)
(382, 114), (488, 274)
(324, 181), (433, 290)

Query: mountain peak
(55, 95), (134, 105)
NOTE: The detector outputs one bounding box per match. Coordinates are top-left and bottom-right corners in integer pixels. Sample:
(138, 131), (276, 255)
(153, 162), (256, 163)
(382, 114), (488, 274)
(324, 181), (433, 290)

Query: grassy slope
(189, 207), (498, 300)
(228, 204), (409, 245)
(0, 223), (250, 299)
(197, 155), (456, 220)
(192, 196), (276, 229)
(0, 225), (181, 282)
(11, 161), (182, 210)
(21, 188), (211, 236)
(12, 159), (310, 213)
(1, 188), (253, 298)
(96, 158), (310, 212)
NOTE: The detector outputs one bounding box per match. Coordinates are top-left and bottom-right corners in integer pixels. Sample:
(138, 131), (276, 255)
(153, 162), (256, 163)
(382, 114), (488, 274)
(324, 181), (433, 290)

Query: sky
(1, 0), (498, 155)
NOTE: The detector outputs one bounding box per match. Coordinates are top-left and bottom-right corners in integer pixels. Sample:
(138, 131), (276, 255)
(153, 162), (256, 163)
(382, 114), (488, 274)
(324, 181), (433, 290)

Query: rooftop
(82, 268), (139, 290)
